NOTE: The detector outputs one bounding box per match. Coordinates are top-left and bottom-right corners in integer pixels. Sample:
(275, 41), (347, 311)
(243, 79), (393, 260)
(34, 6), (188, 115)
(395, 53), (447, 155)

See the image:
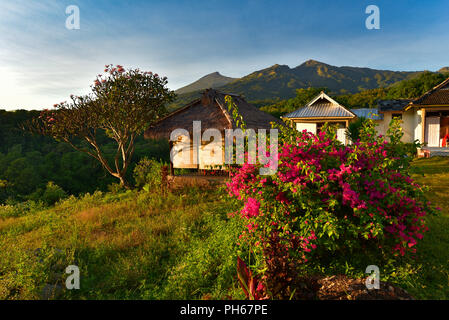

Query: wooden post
(421, 108), (426, 146)
(161, 165), (168, 194)
(169, 141), (175, 176)
(345, 120), (349, 145)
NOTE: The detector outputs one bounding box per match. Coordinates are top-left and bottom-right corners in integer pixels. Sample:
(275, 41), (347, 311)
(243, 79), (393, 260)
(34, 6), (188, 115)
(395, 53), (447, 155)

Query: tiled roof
(412, 77), (449, 106)
(351, 108), (383, 120)
(377, 99), (413, 112)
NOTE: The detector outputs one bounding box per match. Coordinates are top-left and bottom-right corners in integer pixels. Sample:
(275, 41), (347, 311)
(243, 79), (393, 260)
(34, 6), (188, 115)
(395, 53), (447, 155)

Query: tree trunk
(118, 175), (130, 189)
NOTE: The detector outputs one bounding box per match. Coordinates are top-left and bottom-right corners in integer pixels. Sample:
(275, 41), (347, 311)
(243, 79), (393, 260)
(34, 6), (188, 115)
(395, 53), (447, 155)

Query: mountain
(175, 72), (238, 95)
(170, 60), (427, 109)
(439, 67), (449, 74)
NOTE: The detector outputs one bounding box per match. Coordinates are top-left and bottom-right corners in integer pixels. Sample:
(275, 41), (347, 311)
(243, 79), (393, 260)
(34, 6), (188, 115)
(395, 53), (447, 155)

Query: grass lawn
(403, 157), (449, 299)
(0, 157), (447, 300)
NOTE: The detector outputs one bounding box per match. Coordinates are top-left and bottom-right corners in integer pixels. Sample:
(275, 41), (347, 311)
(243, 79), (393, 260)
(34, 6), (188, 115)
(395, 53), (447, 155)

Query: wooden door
(425, 117), (440, 147)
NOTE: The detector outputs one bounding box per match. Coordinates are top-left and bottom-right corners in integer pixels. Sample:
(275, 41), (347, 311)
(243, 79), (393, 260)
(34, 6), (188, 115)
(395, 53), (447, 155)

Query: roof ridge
(214, 97), (233, 126)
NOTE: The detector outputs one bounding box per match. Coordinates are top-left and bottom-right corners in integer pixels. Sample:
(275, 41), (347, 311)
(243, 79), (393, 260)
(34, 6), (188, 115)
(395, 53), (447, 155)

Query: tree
(26, 65), (175, 187)
(260, 87), (327, 117)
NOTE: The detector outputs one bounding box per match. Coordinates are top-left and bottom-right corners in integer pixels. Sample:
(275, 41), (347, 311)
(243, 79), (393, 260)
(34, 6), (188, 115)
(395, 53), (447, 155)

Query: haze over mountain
(171, 60), (427, 109)
(175, 72), (238, 95)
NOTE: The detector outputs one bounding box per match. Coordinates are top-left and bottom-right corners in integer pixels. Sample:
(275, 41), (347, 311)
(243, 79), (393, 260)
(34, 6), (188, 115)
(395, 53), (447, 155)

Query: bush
(0, 200), (45, 218)
(345, 116), (368, 143)
(27, 182), (67, 207)
(227, 120), (436, 299)
(133, 158), (164, 191)
(41, 182), (67, 206)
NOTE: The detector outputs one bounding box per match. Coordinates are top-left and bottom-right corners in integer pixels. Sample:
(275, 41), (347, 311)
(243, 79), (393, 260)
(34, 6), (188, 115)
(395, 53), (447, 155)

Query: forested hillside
(0, 110), (169, 204)
(175, 72), (237, 95)
(170, 60), (423, 110)
(260, 71), (448, 117)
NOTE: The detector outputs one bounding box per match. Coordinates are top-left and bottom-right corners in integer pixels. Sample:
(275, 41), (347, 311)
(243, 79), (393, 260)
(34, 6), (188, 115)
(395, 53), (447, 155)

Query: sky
(0, 0), (448, 110)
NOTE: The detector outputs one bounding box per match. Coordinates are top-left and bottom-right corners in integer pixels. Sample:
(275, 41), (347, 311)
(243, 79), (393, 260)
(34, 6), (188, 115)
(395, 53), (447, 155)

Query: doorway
(425, 117), (440, 147)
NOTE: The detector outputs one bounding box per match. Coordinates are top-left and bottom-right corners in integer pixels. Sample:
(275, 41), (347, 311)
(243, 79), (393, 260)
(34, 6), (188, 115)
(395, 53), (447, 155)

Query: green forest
(260, 71), (448, 117)
(0, 109), (169, 204)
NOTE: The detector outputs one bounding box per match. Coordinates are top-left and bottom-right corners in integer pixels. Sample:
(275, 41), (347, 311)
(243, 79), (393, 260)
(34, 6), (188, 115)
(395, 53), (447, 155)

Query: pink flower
(241, 197), (260, 219)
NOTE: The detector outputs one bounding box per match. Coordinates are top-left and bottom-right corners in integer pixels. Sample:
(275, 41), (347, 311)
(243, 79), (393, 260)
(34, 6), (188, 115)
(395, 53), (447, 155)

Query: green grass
(0, 157), (448, 300)
(402, 157), (449, 299)
(0, 188), (244, 300)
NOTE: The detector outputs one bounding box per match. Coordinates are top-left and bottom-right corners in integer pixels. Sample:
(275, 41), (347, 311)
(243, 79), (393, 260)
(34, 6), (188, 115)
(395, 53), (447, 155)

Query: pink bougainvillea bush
(227, 121), (436, 299)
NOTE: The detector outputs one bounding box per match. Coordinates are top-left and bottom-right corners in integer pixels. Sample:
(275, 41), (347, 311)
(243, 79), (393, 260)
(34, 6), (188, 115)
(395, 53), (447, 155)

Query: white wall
(199, 139), (225, 170)
(401, 110), (416, 143)
(296, 122), (317, 134)
(172, 135), (197, 169)
(414, 109), (423, 144)
(376, 111), (415, 143)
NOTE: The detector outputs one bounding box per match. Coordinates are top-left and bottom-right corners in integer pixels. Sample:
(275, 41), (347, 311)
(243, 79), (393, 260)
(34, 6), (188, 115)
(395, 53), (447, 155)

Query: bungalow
(281, 91), (357, 145)
(374, 77), (449, 155)
(376, 99), (413, 141)
(282, 76), (449, 155)
(403, 77), (449, 150)
(144, 88), (281, 173)
(281, 91), (384, 145)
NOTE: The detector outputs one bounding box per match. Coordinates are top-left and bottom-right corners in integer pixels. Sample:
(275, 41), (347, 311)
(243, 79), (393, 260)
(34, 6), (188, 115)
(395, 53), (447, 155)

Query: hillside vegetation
(0, 187), (244, 299)
(175, 72), (237, 95)
(170, 60), (423, 109)
(0, 109), (169, 204)
(0, 158), (447, 300)
(260, 71), (448, 117)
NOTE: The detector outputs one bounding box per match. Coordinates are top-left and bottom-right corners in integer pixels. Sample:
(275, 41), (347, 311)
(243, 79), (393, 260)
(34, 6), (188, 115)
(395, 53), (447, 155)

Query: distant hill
(439, 67), (449, 74)
(260, 71), (448, 117)
(170, 60), (422, 109)
(175, 72), (238, 95)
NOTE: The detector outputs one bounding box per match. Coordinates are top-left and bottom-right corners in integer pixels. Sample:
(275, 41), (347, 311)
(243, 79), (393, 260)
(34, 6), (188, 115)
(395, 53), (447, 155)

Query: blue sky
(0, 0), (448, 110)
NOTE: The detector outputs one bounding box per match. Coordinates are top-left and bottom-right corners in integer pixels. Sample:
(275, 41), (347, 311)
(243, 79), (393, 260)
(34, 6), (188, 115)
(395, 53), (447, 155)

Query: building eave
(405, 104), (449, 111)
(281, 116), (355, 121)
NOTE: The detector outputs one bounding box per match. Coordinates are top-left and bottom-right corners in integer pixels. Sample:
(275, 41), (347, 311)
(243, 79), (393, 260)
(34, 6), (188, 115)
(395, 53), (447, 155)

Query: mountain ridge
(175, 71), (237, 95)
(170, 60), (446, 110)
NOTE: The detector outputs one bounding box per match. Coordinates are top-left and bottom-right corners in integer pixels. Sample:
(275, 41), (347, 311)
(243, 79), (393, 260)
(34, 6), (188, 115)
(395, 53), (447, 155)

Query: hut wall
(172, 136), (226, 170)
(199, 138), (225, 170)
(172, 135), (197, 169)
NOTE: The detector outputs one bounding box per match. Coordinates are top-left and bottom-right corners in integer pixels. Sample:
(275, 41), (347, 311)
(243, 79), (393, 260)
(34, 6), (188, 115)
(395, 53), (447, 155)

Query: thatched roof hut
(144, 89), (281, 140)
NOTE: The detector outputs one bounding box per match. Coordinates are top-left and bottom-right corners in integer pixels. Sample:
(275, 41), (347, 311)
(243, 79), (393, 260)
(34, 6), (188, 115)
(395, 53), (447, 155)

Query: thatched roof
(144, 89), (282, 140)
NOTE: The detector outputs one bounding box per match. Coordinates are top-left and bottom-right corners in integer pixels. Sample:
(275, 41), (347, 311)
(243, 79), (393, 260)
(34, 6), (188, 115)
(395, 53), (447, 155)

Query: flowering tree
(26, 65), (175, 187)
(228, 119), (436, 299)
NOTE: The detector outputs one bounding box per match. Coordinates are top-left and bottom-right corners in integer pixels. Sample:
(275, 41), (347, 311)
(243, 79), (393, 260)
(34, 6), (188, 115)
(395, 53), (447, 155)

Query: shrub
(133, 158), (164, 191)
(345, 116), (368, 143)
(41, 182), (67, 206)
(27, 182), (67, 207)
(0, 200), (45, 218)
(227, 120), (436, 299)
